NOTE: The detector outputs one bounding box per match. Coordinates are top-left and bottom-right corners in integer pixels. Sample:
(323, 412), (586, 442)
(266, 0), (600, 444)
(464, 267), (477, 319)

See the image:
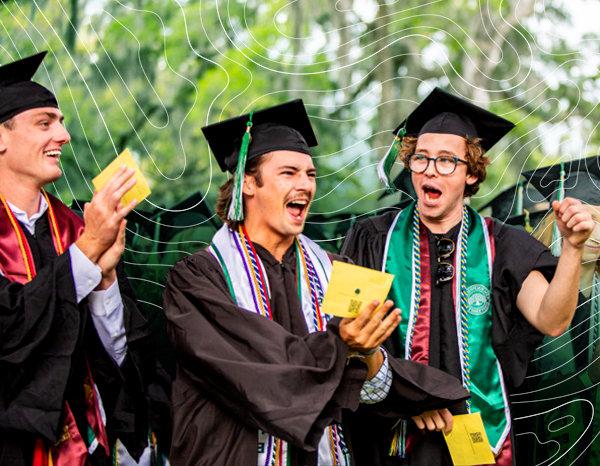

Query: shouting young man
(163, 100), (468, 466)
(0, 52), (170, 465)
(342, 87), (594, 465)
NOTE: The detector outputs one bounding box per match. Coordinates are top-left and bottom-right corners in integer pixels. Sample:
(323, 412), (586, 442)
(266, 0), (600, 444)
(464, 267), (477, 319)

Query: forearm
(538, 242), (583, 336)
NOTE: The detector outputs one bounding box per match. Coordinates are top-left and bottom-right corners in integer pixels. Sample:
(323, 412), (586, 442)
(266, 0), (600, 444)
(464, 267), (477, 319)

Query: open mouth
(286, 199), (309, 221)
(44, 149), (61, 160)
(423, 185), (442, 203)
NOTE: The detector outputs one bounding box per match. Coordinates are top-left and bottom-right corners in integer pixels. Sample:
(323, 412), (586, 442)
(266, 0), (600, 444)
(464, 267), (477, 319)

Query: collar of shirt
(7, 192), (48, 235)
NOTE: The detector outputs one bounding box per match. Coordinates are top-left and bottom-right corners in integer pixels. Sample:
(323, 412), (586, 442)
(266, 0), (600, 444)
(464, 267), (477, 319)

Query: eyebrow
(32, 111), (64, 122)
(415, 149), (457, 156)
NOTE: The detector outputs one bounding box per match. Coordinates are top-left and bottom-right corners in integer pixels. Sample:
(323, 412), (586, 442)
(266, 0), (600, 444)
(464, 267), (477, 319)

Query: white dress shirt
(3, 194), (127, 365)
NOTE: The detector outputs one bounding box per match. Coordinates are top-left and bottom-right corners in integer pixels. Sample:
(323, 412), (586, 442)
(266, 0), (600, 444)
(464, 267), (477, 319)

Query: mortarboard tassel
(514, 180), (524, 216)
(377, 127), (406, 192)
(551, 160), (566, 257)
(228, 112), (254, 221)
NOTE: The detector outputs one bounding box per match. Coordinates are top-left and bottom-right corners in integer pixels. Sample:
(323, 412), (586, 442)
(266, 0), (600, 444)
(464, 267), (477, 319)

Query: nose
(54, 124), (71, 145)
(423, 158), (437, 177)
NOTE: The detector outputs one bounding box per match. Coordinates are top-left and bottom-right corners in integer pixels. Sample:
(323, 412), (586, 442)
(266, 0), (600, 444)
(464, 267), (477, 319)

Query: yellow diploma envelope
(321, 261), (395, 318)
(443, 412), (495, 465)
(92, 148), (151, 206)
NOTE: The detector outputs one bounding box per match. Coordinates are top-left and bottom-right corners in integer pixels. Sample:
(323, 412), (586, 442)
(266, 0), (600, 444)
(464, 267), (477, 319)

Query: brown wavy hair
(398, 135), (489, 197)
(216, 155), (266, 229)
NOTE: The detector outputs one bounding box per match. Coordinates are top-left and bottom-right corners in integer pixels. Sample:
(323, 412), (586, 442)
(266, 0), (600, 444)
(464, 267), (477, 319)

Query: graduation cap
(479, 182), (547, 221)
(522, 156), (600, 205)
(202, 99), (318, 221)
(377, 87), (515, 189)
(0, 51), (58, 123)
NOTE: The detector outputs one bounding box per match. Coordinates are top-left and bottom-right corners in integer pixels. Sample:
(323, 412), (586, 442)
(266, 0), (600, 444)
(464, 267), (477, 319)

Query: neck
(419, 202), (465, 234)
(242, 222), (295, 262)
(0, 174), (42, 217)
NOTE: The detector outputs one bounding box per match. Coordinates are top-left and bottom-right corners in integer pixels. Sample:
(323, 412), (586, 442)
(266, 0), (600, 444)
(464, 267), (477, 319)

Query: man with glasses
(341, 87), (594, 465)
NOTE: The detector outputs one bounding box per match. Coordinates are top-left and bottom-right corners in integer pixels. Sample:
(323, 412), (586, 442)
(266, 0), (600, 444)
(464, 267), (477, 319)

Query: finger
(103, 166), (135, 198)
(559, 197), (581, 216)
(572, 220), (596, 233)
(440, 409), (454, 434)
(412, 416), (425, 430)
(567, 212), (592, 230)
(372, 310), (401, 347)
(431, 412), (445, 431)
(98, 165), (128, 195)
(423, 415), (436, 431)
(360, 301), (390, 335)
(116, 199), (138, 219)
(353, 300), (381, 328)
(367, 309), (400, 347)
(112, 177), (137, 205)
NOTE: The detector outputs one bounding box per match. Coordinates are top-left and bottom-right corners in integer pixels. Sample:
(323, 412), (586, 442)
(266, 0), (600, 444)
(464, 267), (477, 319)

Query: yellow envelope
(321, 261), (394, 318)
(443, 412), (495, 465)
(92, 148), (151, 207)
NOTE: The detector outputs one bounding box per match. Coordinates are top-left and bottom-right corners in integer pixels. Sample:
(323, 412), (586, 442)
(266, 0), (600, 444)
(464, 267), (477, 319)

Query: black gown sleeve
(0, 252), (77, 364)
(163, 250), (367, 451)
(490, 221), (559, 389)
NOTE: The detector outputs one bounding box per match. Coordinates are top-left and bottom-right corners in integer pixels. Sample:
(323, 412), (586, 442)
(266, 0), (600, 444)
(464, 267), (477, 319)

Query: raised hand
(95, 219), (127, 290)
(76, 166), (137, 262)
(339, 300), (400, 353)
(553, 197), (595, 250)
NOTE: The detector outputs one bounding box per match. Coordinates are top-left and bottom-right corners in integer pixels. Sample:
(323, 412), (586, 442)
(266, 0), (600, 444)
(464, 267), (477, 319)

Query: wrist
(96, 270), (117, 290)
(75, 235), (103, 263)
(562, 239), (585, 255)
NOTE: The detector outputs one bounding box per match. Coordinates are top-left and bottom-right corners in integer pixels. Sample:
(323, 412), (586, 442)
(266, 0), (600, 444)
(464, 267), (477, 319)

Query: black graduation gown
(341, 211), (558, 466)
(0, 214), (171, 466)
(163, 242), (469, 466)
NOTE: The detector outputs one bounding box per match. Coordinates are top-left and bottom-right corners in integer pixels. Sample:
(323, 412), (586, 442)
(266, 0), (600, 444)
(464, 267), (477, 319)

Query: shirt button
(111, 331), (119, 338)
(87, 279), (93, 287)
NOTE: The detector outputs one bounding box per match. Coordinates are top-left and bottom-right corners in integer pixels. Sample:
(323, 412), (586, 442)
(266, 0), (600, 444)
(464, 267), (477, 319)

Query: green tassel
(551, 160), (566, 257)
(377, 126), (406, 192)
(228, 112), (254, 221)
(514, 181), (524, 216)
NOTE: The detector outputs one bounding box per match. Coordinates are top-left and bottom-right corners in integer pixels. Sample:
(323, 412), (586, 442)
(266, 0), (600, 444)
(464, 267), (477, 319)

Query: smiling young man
(162, 100), (468, 466)
(0, 52), (170, 465)
(342, 88), (595, 465)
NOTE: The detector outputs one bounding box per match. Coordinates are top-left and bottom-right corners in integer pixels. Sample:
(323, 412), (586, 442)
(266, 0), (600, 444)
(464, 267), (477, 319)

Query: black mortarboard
(202, 99), (318, 221)
(202, 99), (318, 173)
(522, 156), (600, 205)
(0, 51), (58, 123)
(480, 182), (547, 221)
(378, 87), (515, 189)
(393, 87), (515, 151)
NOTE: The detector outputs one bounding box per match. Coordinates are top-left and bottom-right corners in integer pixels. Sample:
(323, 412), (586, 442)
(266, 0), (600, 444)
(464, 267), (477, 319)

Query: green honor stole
(383, 202), (510, 454)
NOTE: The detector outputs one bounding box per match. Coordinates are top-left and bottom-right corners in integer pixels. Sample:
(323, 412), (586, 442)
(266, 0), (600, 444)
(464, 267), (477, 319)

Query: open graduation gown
(0, 210), (171, 465)
(163, 241), (469, 466)
(341, 211), (559, 466)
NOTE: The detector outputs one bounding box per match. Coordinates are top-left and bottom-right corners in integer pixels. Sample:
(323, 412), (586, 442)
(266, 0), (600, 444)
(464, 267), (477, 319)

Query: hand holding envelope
(92, 148), (151, 207)
(321, 261), (395, 318)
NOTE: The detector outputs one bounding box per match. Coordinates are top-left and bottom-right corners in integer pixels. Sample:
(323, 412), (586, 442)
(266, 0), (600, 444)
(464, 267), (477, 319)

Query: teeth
(288, 199), (307, 205)
(45, 150), (61, 157)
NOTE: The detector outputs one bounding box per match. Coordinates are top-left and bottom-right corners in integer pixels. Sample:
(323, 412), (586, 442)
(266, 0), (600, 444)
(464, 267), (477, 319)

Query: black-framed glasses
(409, 153), (468, 176)
(435, 237), (455, 286)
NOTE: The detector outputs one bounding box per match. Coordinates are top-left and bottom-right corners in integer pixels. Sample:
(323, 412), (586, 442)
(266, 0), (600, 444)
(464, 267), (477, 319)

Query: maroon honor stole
(0, 191), (109, 466)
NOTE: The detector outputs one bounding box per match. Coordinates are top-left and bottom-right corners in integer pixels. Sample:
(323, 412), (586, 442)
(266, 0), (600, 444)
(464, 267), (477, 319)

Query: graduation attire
(350, 88), (559, 465)
(163, 100), (469, 466)
(0, 53), (170, 465)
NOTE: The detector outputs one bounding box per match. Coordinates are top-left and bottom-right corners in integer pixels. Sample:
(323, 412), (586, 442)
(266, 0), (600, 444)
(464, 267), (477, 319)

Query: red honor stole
(0, 191), (109, 466)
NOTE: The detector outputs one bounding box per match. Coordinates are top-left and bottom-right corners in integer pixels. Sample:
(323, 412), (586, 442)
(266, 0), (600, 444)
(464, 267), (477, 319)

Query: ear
(465, 173), (478, 186)
(0, 127), (7, 154)
(242, 173), (256, 196)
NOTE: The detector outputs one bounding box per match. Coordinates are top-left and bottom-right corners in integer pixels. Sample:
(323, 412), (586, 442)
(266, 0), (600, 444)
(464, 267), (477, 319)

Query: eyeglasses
(435, 237), (455, 286)
(409, 153), (468, 176)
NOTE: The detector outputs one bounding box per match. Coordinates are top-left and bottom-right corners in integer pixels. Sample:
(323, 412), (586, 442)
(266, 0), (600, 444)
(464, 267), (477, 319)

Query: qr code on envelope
(348, 299), (362, 314)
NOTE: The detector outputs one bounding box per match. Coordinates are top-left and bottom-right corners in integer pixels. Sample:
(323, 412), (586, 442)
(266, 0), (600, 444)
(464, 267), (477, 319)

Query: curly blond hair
(398, 135), (489, 197)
